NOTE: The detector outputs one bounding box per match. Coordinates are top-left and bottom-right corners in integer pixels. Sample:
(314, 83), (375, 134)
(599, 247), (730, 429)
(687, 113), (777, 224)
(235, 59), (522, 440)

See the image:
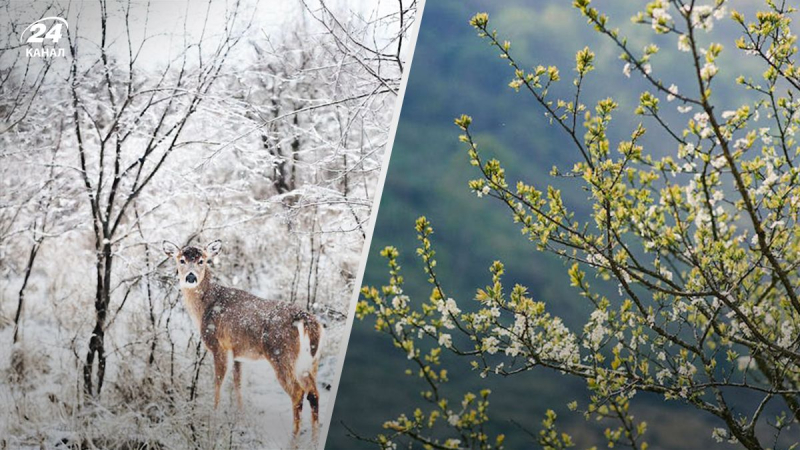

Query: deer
(163, 239), (323, 439)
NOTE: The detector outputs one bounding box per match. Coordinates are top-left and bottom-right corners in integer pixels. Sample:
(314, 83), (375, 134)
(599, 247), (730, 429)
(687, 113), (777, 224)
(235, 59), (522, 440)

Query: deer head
(163, 240), (222, 289)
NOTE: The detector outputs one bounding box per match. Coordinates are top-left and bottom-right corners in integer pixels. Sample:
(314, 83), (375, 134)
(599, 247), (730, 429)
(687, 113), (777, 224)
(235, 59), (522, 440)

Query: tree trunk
(83, 240), (111, 397)
(13, 240), (40, 345)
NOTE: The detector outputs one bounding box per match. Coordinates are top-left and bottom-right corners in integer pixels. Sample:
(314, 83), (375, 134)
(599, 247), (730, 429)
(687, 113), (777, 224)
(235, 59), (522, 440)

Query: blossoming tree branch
(354, 0), (800, 448)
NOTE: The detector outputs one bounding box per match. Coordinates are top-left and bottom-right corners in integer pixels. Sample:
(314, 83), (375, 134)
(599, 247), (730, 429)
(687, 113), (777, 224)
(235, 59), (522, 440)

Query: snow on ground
(0, 307), (345, 450)
(230, 354), (337, 449)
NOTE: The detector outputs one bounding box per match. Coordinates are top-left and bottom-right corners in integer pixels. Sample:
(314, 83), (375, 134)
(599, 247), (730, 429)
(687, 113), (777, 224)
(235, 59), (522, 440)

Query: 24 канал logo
(20, 17), (68, 58)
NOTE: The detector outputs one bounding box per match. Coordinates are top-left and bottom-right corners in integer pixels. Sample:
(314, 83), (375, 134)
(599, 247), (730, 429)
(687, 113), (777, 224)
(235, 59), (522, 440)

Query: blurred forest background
(329, 1), (786, 448)
(0, 0), (413, 448)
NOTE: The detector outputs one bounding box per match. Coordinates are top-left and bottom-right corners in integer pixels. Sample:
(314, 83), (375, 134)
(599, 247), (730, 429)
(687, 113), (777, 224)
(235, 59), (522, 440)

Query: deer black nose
(186, 273), (197, 284)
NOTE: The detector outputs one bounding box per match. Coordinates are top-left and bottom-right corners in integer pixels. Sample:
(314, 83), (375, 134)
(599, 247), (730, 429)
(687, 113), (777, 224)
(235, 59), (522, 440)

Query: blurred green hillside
(328, 1), (773, 448)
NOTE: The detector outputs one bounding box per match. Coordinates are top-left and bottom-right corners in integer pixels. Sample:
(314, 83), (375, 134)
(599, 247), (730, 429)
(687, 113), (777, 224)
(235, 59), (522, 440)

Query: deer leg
(269, 355), (306, 436)
(291, 382), (304, 436)
(233, 360), (243, 410)
(307, 360), (320, 426)
(212, 351), (227, 409)
(307, 385), (320, 444)
(306, 387), (319, 425)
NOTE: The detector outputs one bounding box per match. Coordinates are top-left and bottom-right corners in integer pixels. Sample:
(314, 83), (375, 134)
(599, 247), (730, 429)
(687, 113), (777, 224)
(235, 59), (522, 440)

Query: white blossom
(679, 142), (695, 158)
(700, 62), (718, 80)
(482, 336), (500, 354)
(759, 127), (773, 144)
(391, 295), (409, 309)
(652, 7), (672, 31)
(447, 413), (460, 426)
(667, 84), (678, 102)
(692, 5), (715, 31)
(438, 333), (453, 349)
(678, 34), (691, 52)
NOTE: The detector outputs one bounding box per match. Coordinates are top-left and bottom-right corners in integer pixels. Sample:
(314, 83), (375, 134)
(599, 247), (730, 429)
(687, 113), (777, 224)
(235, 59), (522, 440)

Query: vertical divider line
(318, 0), (428, 445)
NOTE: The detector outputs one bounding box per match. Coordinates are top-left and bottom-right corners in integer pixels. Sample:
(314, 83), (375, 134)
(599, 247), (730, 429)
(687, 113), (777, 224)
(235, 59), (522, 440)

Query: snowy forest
(0, 0), (415, 448)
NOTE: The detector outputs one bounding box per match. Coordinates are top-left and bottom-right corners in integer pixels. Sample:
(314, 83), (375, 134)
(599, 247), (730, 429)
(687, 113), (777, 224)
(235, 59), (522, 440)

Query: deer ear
(163, 240), (180, 258)
(206, 240), (222, 257)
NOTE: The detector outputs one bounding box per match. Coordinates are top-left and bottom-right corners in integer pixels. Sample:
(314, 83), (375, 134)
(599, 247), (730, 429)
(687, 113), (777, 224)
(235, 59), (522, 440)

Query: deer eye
(180, 259), (186, 265)
(198, 260), (204, 265)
